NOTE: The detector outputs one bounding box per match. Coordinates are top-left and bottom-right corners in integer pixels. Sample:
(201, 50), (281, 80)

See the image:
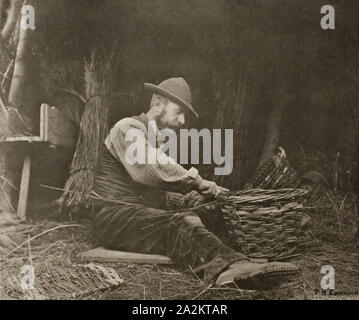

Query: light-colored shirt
(104, 113), (203, 194)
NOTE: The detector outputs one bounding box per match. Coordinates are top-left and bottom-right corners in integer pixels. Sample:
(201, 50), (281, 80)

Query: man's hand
(197, 179), (229, 198)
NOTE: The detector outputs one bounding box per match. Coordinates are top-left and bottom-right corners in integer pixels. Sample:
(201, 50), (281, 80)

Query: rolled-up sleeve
(104, 118), (203, 193)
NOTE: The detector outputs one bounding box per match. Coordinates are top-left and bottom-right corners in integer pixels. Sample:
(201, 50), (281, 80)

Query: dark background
(3, 0), (359, 192)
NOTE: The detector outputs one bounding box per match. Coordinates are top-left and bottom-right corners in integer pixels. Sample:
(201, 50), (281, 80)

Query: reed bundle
(59, 49), (119, 215)
(244, 147), (300, 189)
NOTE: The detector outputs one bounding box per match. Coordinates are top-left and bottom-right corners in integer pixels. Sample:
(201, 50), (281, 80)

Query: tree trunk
(0, 0), (41, 216)
(0, 0), (4, 28)
(7, 1), (41, 135)
(257, 81), (294, 168)
(1, 0), (22, 42)
(0, 1), (14, 102)
(257, 102), (284, 167)
(257, 33), (293, 168)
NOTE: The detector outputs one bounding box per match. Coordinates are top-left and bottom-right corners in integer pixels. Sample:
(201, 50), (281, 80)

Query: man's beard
(157, 110), (180, 132)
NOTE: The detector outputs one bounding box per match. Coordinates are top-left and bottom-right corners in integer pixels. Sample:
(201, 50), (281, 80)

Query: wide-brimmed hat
(144, 77), (199, 118)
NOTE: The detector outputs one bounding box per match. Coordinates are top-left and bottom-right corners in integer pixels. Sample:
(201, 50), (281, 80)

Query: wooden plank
(41, 103), (76, 149)
(4, 136), (42, 143)
(17, 154), (31, 219)
(81, 247), (173, 265)
(40, 103), (47, 141)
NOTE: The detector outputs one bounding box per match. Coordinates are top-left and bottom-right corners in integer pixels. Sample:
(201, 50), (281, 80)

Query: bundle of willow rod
(59, 49), (119, 214)
(222, 188), (308, 205)
(244, 147), (301, 190)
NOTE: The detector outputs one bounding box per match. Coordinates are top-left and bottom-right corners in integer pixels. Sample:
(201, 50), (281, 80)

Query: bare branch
(1, 58), (13, 87)
(59, 88), (86, 104)
(0, 94), (8, 118)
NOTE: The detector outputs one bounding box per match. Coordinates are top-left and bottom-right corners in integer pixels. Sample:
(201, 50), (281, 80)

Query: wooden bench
(1, 103), (76, 219)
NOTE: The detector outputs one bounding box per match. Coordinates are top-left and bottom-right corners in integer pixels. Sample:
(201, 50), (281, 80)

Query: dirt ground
(1, 191), (359, 300)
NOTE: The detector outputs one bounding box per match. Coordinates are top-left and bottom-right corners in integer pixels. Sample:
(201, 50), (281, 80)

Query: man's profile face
(157, 100), (187, 131)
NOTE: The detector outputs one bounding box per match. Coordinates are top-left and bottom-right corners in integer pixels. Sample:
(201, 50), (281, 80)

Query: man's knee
(181, 213), (204, 227)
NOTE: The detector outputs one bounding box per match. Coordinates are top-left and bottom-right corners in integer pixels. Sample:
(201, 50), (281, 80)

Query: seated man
(92, 77), (299, 288)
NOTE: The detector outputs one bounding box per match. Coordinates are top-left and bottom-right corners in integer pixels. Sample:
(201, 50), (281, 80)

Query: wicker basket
(220, 189), (308, 259)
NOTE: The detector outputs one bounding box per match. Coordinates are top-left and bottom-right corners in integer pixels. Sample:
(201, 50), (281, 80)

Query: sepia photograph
(0, 0), (358, 304)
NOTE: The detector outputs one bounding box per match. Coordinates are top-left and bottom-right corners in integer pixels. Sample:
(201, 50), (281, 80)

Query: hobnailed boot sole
(216, 262), (301, 290)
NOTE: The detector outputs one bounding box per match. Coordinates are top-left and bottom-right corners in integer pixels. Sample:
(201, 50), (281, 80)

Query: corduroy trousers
(92, 146), (248, 278)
